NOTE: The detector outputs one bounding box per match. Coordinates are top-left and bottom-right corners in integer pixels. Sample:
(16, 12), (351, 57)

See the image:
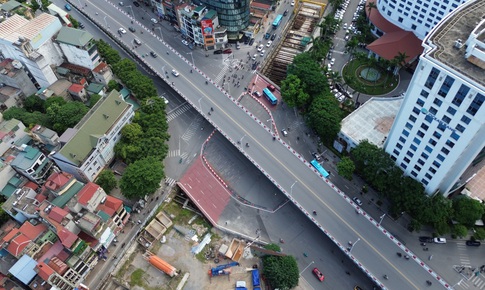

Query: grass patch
(343, 59), (399, 95)
(115, 250), (137, 280)
(130, 269), (145, 286)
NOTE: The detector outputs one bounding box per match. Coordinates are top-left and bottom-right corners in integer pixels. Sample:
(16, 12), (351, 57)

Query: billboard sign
(201, 19), (214, 36)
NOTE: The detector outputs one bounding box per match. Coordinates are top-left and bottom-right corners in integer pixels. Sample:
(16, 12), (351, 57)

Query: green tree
(287, 53), (327, 97)
(264, 243), (281, 252)
(452, 196), (485, 227)
(337, 156), (355, 180)
(96, 40), (122, 64)
(473, 228), (485, 240)
(115, 143), (142, 164)
(0, 203), (9, 224)
(120, 157), (165, 199)
(44, 96), (66, 111)
(23, 95), (45, 113)
(280, 74), (310, 108)
(391, 51), (408, 75)
(452, 224), (468, 238)
(89, 94), (102, 108)
(47, 101), (89, 133)
(121, 123), (143, 143)
(366, 1), (377, 19)
(68, 15), (79, 28)
(262, 255), (299, 290)
(107, 80), (121, 92)
(422, 195), (453, 235)
(307, 94), (342, 143)
(2, 107), (50, 127)
(95, 170), (118, 193)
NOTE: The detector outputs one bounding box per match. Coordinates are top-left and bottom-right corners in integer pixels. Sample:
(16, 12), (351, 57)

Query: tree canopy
(287, 52), (328, 98)
(307, 94), (342, 143)
(452, 197), (484, 227)
(262, 255), (299, 290)
(120, 157), (165, 199)
(46, 101), (89, 133)
(337, 156), (355, 180)
(280, 74), (310, 108)
(95, 170), (118, 193)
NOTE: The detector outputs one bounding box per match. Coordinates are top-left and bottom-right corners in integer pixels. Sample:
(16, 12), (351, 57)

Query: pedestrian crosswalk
(167, 103), (193, 122)
(458, 275), (485, 290)
(167, 149), (180, 158)
(180, 116), (202, 142)
(164, 177), (177, 188)
(214, 58), (241, 83)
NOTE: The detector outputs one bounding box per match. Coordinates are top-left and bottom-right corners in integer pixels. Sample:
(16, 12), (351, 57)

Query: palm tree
(366, 1), (377, 20)
(392, 51), (408, 75)
(329, 71), (342, 87)
(345, 38), (359, 58)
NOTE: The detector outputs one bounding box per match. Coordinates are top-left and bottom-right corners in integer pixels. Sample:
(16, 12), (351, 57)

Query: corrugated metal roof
(56, 26), (93, 46)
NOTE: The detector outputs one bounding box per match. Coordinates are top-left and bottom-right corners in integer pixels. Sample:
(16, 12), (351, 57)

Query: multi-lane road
(75, 0), (449, 288)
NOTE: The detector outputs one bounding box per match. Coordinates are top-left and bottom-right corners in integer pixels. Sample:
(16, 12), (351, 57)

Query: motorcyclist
(312, 210), (317, 215)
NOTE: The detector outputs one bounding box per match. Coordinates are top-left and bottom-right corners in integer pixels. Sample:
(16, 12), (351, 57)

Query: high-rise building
(196, 0), (250, 39)
(384, 0), (485, 196)
(376, 0), (468, 40)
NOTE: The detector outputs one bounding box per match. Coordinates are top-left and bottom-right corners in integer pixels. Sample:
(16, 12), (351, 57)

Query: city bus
(262, 88), (278, 105)
(310, 159), (329, 178)
(272, 14), (283, 29)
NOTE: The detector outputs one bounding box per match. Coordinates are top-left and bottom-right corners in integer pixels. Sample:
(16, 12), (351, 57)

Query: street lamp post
(378, 214), (386, 226)
(348, 238), (361, 253)
(239, 135), (246, 145)
(155, 27), (164, 42)
(290, 181), (298, 195)
(187, 52), (195, 67)
(104, 16), (109, 28)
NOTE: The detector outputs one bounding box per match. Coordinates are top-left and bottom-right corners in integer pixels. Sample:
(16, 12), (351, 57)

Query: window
(403, 129), (410, 137)
(410, 144), (417, 151)
(417, 130), (425, 137)
(404, 157), (410, 163)
(455, 124), (465, 133)
(425, 145), (433, 153)
(446, 140), (455, 148)
(433, 131), (441, 139)
(414, 165), (422, 171)
(409, 115), (417, 122)
(461, 115), (471, 125)
(401, 163), (408, 169)
(451, 132), (460, 141)
(437, 154), (445, 162)
(387, 10), (392, 16)
(411, 171), (418, 177)
(391, 155), (397, 161)
(398, 17), (403, 22)
(429, 107), (438, 115)
(420, 90), (429, 98)
(425, 173), (432, 179)
(442, 115), (451, 124)
(422, 179), (429, 185)
(452, 85), (470, 106)
(429, 167), (436, 174)
(412, 24), (417, 30)
(433, 161), (441, 168)
(437, 123), (447, 132)
(428, 139), (437, 146)
(425, 68), (440, 89)
(413, 107), (421, 114)
(418, 159), (425, 166)
(466, 93), (485, 116)
(396, 143), (403, 149)
(405, 122), (413, 129)
(417, 98), (425, 107)
(421, 152), (429, 159)
(441, 147), (449, 155)
(446, 106), (456, 115)
(433, 98), (443, 106)
(413, 137), (421, 144)
(406, 151), (414, 157)
(421, 123), (429, 131)
(399, 136), (406, 143)
(393, 149), (400, 155)
(425, 115), (433, 123)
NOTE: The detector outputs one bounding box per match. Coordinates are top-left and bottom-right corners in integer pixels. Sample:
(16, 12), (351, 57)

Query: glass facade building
(195, 0), (250, 39)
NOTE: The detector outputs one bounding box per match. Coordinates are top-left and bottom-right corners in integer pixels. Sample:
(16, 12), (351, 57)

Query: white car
(257, 44), (264, 52)
(260, 50), (265, 57)
(281, 129), (288, 136)
(330, 58), (335, 66)
(352, 197), (363, 206)
(434, 237), (447, 244)
(161, 96), (169, 104)
(266, 40), (272, 47)
(150, 18), (158, 24)
(252, 54), (257, 60)
(171, 69), (179, 77)
(291, 0), (295, 6)
(118, 28), (127, 34)
(182, 39), (189, 46)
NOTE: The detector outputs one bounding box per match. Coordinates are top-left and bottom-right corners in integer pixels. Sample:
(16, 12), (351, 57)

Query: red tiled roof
(251, 1), (271, 10)
(48, 207), (68, 223)
(48, 256), (68, 275)
(36, 262), (55, 281)
(77, 182), (99, 206)
(93, 62), (108, 73)
(44, 172), (72, 191)
(96, 204), (115, 217)
(7, 233), (30, 256)
(366, 30), (423, 62)
(36, 193), (47, 203)
(105, 195), (122, 211)
(2, 228), (20, 242)
(69, 83), (84, 93)
(23, 181), (38, 191)
(19, 221), (47, 241)
(57, 228), (78, 248)
(366, 0), (401, 33)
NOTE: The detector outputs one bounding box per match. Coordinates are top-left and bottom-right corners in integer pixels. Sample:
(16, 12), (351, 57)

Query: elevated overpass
(76, 1), (450, 289)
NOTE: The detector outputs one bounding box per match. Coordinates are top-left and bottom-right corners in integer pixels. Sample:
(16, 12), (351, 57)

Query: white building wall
(59, 43), (97, 70)
(36, 40), (64, 67)
(377, 0), (467, 40)
(385, 57), (485, 195)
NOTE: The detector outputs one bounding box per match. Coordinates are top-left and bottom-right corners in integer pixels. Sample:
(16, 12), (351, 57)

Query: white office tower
(384, 0), (485, 196)
(376, 0), (468, 40)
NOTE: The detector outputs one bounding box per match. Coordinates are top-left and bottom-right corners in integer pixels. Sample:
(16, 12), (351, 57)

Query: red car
(267, 84), (276, 92)
(223, 49), (232, 54)
(312, 267), (324, 281)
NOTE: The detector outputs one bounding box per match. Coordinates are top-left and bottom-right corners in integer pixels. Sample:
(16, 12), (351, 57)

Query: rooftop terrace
(426, 0), (485, 87)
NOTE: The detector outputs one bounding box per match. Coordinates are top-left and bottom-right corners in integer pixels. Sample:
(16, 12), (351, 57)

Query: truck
(235, 281), (247, 290)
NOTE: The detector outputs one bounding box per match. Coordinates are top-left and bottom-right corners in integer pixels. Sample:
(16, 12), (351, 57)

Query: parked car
(161, 96), (169, 104)
(171, 69), (179, 77)
(78, 22), (85, 29)
(150, 51), (157, 58)
(291, 0), (295, 6)
(266, 40), (272, 47)
(64, 4), (72, 11)
(330, 58), (335, 66)
(150, 18), (158, 24)
(260, 50), (265, 57)
(223, 49), (232, 54)
(257, 44), (264, 52)
(248, 38), (255, 46)
(312, 267), (324, 281)
(236, 42), (240, 49)
(119, 2), (124, 5)
(264, 33), (271, 39)
(466, 240), (481, 246)
(182, 39), (189, 46)
(267, 84), (276, 91)
(281, 129), (288, 137)
(133, 1), (140, 7)
(253, 91), (262, 98)
(134, 39), (142, 45)
(352, 197), (363, 206)
(214, 50), (223, 54)
(128, 26), (136, 32)
(119, 28), (127, 34)
(434, 237), (447, 244)
(419, 236), (433, 243)
(271, 34), (276, 41)
(283, 9), (289, 16)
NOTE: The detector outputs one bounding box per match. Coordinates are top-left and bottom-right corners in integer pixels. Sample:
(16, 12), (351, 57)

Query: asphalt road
(70, 0), (448, 288)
